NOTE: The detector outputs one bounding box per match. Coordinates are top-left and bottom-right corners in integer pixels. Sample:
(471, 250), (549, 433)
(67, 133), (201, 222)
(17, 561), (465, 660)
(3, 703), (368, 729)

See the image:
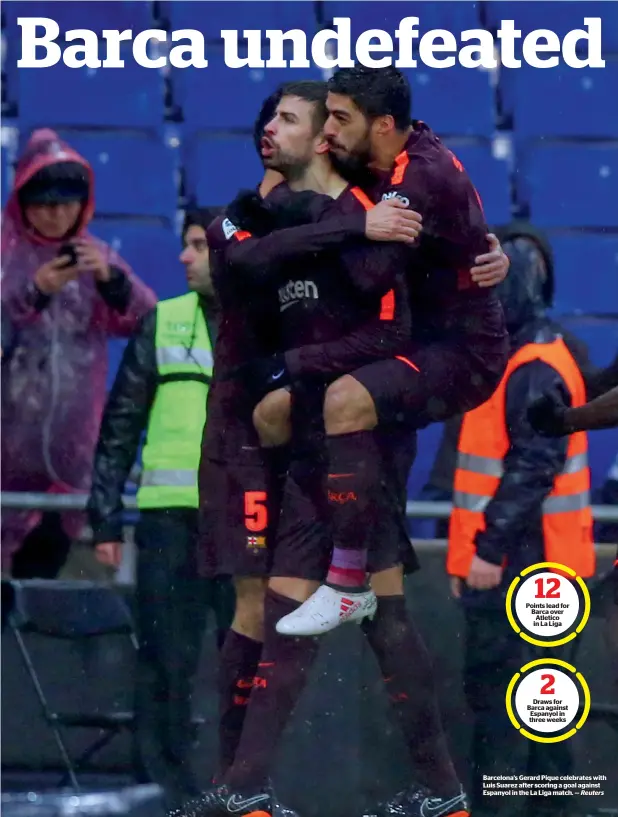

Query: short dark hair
(253, 88), (283, 156)
(328, 66), (411, 130)
(182, 207), (221, 240)
(279, 80), (329, 134)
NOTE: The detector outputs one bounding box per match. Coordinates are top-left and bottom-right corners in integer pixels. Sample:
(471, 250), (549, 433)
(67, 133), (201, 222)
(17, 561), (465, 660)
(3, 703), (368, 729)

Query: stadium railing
(2, 492), (617, 522)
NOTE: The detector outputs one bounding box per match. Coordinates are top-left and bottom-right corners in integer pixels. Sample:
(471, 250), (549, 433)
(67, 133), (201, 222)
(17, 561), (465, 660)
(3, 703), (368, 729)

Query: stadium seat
(402, 65), (495, 137)
(1, 145), (10, 206)
(91, 220), (185, 301)
(176, 48), (325, 132)
(164, 0), (318, 40)
(551, 233), (618, 316)
(484, 1), (618, 53)
(18, 60), (166, 131)
(507, 60), (618, 139)
(43, 131), (179, 221)
(443, 140), (512, 225)
(518, 143), (618, 228)
(323, 1), (480, 40)
(5, 1), (155, 36)
(184, 134), (262, 206)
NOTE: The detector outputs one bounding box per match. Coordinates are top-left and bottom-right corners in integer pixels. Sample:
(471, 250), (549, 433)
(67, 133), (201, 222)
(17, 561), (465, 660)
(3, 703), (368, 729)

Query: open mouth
(261, 136), (275, 158)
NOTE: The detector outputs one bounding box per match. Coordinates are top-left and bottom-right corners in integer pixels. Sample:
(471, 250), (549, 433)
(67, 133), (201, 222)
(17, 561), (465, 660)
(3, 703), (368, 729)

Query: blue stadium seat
(485, 2), (618, 53)
(1, 146), (10, 207)
(18, 61), (166, 131)
(507, 60), (618, 138)
(184, 134), (262, 206)
(177, 48), (325, 133)
(164, 1), (318, 40)
(518, 143), (618, 228)
(443, 140), (512, 225)
(551, 233), (618, 316)
(402, 65), (495, 137)
(42, 131), (179, 221)
(91, 220), (185, 301)
(5, 1), (154, 35)
(323, 2), (480, 40)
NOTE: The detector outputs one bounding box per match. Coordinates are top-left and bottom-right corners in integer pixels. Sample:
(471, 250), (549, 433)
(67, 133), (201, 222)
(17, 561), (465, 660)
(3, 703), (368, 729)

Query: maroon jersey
(368, 122), (506, 351)
(216, 184), (411, 378)
(203, 215), (280, 460)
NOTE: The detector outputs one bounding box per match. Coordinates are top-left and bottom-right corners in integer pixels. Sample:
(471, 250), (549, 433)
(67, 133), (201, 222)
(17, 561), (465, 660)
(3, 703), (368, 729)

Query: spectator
(446, 232), (596, 817)
(88, 208), (234, 810)
(1, 129), (156, 577)
(410, 221), (598, 541)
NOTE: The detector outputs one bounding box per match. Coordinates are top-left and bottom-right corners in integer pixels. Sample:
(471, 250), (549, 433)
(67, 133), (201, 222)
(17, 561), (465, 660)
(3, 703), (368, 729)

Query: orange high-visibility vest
(447, 338), (595, 579)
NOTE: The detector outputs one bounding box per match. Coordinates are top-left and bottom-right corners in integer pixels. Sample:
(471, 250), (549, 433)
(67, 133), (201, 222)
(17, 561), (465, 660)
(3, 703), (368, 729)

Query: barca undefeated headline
(17, 17), (606, 70)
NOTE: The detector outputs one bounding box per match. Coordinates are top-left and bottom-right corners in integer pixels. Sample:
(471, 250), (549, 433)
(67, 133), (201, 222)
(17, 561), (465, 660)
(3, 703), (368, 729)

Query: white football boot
(276, 584), (377, 636)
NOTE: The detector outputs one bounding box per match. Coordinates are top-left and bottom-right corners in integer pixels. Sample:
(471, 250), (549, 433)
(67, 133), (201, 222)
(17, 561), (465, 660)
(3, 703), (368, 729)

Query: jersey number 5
(245, 491), (268, 532)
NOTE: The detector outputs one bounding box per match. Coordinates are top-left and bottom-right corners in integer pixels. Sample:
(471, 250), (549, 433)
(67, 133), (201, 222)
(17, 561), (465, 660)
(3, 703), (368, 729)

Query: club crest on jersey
(247, 535), (267, 552)
(222, 218), (239, 239)
(382, 191), (410, 207)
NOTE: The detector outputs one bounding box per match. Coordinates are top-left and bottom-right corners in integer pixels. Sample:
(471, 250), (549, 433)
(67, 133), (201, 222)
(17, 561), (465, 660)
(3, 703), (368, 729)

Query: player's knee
(253, 389), (292, 448)
(323, 376), (378, 435)
(232, 577), (267, 640)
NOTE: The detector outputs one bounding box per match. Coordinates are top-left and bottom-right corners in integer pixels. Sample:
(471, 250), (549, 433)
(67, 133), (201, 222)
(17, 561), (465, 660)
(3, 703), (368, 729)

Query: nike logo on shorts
(226, 793), (270, 813)
(420, 792), (467, 817)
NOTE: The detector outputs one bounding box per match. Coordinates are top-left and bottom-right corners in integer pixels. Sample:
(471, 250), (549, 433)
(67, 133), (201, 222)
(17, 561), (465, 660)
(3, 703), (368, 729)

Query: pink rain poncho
(1, 130), (157, 570)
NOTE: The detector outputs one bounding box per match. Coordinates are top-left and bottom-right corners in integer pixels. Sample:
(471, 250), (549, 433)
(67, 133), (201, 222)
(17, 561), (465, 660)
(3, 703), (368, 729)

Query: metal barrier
(1, 491), (618, 521)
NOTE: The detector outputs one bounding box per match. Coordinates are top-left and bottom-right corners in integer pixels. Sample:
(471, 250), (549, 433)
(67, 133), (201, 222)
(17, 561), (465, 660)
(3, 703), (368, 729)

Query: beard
(326, 128), (376, 188)
(264, 148), (311, 183)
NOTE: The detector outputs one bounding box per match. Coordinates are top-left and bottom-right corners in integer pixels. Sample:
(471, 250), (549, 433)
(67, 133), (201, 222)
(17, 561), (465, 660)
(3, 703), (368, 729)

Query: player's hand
(466, 554), (503, 591)
(73, 238), (111, 282)
(95, 541), (123, 569)
(33, 256), (80, 295)
(230, 354), (291, 399)
(470, 234), (509, 287)
(527, 388), (570, 437)
(365, 198), (422, 245)
(450, 576), (463, 599)
(227, 189), (276, 236)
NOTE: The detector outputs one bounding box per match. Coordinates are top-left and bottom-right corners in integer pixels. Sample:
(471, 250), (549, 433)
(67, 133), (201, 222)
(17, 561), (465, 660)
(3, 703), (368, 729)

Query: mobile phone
(57, 243), (78, 269)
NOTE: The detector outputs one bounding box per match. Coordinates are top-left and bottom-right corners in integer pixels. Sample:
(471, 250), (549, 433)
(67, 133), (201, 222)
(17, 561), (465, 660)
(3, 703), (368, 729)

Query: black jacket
(87, 296), (217, 544)
(461, 318), (581, 607)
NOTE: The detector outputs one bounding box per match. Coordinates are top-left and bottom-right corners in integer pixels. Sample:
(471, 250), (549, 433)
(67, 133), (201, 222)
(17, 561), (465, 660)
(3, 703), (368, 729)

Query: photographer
(1, 128), (156, 577)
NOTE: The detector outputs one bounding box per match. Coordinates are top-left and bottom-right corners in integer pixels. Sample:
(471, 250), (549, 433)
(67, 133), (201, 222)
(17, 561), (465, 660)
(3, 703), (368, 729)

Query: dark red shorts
(352, 339), (507, 431)
(271, 427), (419, 581)
(198, 450), (280, 579)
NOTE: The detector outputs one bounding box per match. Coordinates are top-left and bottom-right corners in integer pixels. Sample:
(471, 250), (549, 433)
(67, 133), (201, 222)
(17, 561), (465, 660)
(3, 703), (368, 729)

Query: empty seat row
(517, 142), (618, 228)
(503, 60), (618, 138)
(7, 125), (617, 230)
(12, 54), (497, 138)
(550, 233), (618, 315)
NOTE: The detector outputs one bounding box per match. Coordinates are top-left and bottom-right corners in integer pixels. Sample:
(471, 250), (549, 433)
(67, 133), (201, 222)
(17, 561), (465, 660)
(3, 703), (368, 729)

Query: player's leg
(275, 372), (383, 635)
(361, 434), (469, 817)
(183, 446), (328, 816)
(198, 454), (276, 781)
(279, 338), (507, 636)
(221, 434), (331, 791)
